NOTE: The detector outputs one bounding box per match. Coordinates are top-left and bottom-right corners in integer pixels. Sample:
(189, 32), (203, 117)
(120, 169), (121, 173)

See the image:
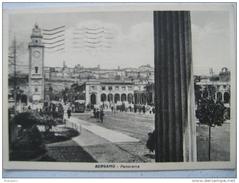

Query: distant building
(219, 67), (230, 82)
(9, 24), (155, 106)
(44, 63), (154, 82)
(79, 77), (155, 108)
(84, 80), (135, 107)
(42, 63), (155, 98)
(195, 67), (231, 104)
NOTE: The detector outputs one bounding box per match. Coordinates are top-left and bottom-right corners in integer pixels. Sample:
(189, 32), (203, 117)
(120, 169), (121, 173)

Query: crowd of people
(11, 98), (155, 125)
(102, 102), (155, 114)
(93, 107), (104, 123)
(91, 102), (155, 124)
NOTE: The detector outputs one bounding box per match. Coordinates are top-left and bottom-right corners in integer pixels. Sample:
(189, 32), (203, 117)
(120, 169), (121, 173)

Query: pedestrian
(93, 107), (96, 118)
(67, 107), (71, 119)
(139, 106), (142, 113)
(142, 105), (146, 114)
(129, 105), (132, 112)
(152, 107), (155, 114)
(96, 108), (99, 119)
(100, 108), (104, 123)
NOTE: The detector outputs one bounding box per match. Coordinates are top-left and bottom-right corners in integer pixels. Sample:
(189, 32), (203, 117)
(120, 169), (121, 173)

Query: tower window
(35, 87), (38, 92)
(35, 67), (38, 73)
(35, 40), (38, 44)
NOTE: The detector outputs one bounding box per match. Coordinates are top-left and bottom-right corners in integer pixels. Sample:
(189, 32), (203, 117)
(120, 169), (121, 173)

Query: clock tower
(28, 23), (44, 102)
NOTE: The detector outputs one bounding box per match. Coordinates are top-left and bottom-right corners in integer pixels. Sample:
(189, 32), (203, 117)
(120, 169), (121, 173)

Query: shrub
(146, 130), (156, 152)
(10, 126), (46, 161)
(13, 112), (42, 129)
(10, 112), (46, 160)
(42, 127), (79, 144)
(223, 107), (230, 120)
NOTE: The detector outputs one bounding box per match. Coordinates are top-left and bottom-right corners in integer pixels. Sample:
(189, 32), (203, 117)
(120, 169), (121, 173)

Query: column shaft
(154, 11), (196, 162)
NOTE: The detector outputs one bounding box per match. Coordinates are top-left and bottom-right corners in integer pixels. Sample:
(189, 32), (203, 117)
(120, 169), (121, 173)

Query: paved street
(70, 111), (230, 162)
(73, 111), (155, 141)
(69, 111), (155, 162)
(196, 122), (230, 161)
(41, 110), (230, 162)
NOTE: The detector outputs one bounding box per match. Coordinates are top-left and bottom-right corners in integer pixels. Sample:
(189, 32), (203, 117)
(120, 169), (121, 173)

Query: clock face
(33, 50), (41, 58)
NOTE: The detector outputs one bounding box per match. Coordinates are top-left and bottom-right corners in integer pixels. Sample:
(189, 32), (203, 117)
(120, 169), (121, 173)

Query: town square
(5, 7), (234, 166)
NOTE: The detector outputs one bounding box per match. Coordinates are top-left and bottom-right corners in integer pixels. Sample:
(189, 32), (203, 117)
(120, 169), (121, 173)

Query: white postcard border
(2, 3), (237, 171)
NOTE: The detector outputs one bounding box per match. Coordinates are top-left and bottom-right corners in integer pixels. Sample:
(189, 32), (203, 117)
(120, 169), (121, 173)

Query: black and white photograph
(2, 3), (236, 171)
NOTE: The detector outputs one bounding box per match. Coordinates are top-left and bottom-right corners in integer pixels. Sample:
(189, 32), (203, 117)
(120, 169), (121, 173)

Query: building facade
(84, 80), (135, 107)
(44, 63), (154, 84)
(11, 24), (155, 106)
(195, 68), (231, 105)
(81, 78), (155, 108)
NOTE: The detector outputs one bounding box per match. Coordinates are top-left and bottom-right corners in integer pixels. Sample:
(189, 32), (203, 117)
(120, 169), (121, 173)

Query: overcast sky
(8, 10), (233, 75)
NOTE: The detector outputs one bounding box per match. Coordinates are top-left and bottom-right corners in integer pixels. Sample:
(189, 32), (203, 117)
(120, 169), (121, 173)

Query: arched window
(224, 92), (230, 103)
(128, 93), (133, 104)
(35, 66), (38, 74)
(147, 93), (152, 104)
(108, 93), (113, 102)
(114, 93), (120, 103)
(101, 93), (106, 102)
(141, 93), (147, 104)
(134, 93), (138, 104)
(121, 93), (126, 102)
(90, 94), (96, 105)
(217, 92), (222, 102)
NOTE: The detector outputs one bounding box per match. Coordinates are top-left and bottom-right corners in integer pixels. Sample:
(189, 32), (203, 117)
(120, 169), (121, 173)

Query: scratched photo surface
(3, 3), (236, 170)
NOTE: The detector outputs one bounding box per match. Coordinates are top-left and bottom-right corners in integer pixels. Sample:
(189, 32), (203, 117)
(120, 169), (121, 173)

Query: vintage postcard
(2, 3), (236, 171)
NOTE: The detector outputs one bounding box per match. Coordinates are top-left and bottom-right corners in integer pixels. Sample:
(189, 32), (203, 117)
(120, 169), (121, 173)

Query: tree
(195, 86), (226, 160)
(194, 84), (202, 106)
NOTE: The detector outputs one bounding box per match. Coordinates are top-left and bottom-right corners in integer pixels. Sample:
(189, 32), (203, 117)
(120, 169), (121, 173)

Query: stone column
(85, 85), (90, 106)
(96, 92), (101, 105)
(222, 91), (225, 103)
(154, 11), (197, 162)
(112, 93), (115, 103)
